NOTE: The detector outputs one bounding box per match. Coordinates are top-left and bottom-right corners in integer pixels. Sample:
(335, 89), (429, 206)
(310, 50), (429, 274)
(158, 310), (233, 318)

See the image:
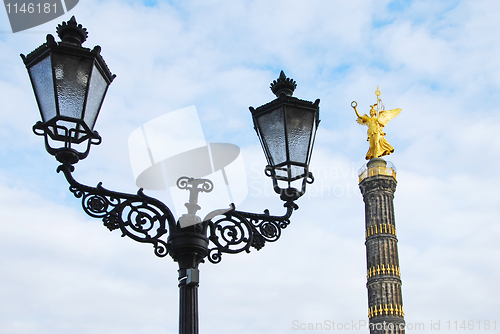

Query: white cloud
(1, 0), (499, 333)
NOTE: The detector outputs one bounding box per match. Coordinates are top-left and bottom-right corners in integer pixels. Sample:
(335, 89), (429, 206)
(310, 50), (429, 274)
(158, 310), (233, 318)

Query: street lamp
(251, 70), (319, 200)
(21, 16), (115, 164)
(21, 17), (320, 334)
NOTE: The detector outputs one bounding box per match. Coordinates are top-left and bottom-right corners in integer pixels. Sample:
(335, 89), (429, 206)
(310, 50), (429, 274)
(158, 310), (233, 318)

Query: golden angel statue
(352, 87), (401, 160)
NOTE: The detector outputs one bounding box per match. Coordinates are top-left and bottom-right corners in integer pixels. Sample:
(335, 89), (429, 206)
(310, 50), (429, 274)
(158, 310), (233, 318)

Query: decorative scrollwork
(57, 164), (301, 263)
(206, 201), (297, 264)
(176, 177), (192, 190)
(59, 163), (175, 257)
(177, 177), (214, 194)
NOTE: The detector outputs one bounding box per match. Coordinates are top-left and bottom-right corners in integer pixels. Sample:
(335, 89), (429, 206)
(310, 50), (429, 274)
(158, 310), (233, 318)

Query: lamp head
(21, 17), (115, 165)
(251, 71), (319, 200)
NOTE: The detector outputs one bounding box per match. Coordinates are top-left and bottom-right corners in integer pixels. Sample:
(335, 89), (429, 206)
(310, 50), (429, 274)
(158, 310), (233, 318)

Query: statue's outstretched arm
(351, 101), (361, 118)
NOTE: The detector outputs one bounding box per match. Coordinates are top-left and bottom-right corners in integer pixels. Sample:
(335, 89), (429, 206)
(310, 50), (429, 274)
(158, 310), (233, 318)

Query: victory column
(353, 88), (405, 334)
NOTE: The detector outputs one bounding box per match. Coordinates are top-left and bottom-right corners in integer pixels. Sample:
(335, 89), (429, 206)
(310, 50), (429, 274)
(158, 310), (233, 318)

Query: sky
(1, 0), (500, 333)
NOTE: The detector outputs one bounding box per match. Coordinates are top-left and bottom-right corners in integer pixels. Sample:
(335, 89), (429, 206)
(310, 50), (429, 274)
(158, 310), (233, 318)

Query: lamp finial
(56, 16), (88, 45)
(270, 71), (296, 97)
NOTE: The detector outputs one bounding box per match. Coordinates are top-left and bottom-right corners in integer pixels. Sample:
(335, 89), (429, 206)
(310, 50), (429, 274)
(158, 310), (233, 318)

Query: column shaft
(360, 159), (405, 334)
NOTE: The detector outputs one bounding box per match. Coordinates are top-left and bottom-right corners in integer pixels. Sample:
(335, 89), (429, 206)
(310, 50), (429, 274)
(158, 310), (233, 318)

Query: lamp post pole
(21, 17), (321, 334)
(169, 229), (207, 334)
(168, 180), (211, 334)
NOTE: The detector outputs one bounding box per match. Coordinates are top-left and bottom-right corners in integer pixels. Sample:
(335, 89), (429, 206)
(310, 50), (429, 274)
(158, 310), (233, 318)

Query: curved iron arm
(206, 200), (298, 264)
(57, 163), (302, 263)
(57, 163), (176, 257)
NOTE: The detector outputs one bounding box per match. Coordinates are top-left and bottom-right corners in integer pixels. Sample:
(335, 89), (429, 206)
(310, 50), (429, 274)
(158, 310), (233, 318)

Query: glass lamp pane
(52, 52), (92, 120)
(286, 106), (314, 164)
(28, 56), (57, 122)
(83, 64), (108, 130)
(290, 165), (306, 180)
(275, 167), (288, 179)
(256, 107), (286, 166)
(307, 117), (317, 165)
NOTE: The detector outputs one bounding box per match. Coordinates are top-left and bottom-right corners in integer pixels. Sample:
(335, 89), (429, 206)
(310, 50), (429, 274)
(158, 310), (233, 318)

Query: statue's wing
(356, 114), (369, 125)
(378, 108), (401, 126)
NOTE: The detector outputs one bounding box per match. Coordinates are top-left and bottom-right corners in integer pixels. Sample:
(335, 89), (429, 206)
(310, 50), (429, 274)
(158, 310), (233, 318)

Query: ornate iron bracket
(57, 164), (300, 264)
(206, 201), (298, 264)
(57, 163), (175, 257)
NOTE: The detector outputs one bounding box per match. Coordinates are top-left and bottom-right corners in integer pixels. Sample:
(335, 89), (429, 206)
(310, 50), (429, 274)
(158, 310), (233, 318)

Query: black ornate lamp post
(21, 18), (320, 334)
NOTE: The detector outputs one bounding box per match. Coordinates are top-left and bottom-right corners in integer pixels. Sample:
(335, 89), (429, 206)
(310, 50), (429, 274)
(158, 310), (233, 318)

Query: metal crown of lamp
(21, 17), (320, 334)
